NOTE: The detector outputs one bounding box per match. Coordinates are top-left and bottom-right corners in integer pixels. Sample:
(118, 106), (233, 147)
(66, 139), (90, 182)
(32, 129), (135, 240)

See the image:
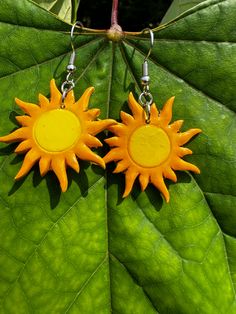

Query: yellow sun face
(0, 79), (115, 192)
(104, 92), (202, 202)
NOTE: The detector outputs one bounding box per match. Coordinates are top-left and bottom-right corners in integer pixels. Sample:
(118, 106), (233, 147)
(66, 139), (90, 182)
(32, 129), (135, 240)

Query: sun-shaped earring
(0, 22), (115, 192)
(104, 29), (202, 202)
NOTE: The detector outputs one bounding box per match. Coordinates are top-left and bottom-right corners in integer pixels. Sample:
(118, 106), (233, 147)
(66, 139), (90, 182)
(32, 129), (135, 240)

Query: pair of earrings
(0, 23), (201, 202)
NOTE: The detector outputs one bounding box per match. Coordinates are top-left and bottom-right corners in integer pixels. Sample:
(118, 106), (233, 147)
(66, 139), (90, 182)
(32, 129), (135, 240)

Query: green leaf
(71, 0), (80, 23)
(0, 0), (235, 313)
(32, 0), (80, 23)
(161, 0), (206, 24)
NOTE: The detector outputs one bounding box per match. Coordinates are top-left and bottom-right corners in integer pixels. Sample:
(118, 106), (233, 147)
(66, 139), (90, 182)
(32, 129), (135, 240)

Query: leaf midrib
(105, 40), (117, 313)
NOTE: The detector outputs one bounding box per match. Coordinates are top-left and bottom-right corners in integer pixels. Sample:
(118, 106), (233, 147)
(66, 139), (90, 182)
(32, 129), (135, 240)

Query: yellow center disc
(34, 109), (81, 152)
(129, 125), (170, 167)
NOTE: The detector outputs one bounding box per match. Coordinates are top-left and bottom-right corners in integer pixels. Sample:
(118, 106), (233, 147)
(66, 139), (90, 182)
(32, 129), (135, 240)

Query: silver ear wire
(60, 21), (83, 108)
(143, 28), (154, 61)
(138, 28), (154, 123)
(67, 21), (83, 72)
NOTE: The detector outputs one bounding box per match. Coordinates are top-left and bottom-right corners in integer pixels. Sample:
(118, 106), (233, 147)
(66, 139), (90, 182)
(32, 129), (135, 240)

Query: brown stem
(111, 0), (119, 26)
(107, 0), (123, 41)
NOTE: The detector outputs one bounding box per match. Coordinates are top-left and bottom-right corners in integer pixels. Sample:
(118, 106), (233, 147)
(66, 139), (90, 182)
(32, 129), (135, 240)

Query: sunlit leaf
(32, 0), (80, 23)
(0, 0), (235, 312)
(161, 0), (206, 23)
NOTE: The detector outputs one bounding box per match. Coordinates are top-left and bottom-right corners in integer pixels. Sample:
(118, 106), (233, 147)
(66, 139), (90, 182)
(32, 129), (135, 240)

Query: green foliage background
(0, 0), (235, 313)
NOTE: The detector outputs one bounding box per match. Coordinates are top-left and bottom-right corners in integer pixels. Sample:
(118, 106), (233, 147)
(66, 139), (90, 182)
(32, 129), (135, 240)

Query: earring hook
(142, 28), (154, 61)
(138, 28), (154, 123)
(68, 21), (83, 72)
(70, 21), (83, 54)
(60, 21), (83, 108)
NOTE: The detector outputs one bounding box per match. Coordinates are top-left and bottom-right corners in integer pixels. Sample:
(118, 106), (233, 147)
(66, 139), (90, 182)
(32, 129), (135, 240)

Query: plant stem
(107, 0), (123, 41)
(111, 0), (119, 26)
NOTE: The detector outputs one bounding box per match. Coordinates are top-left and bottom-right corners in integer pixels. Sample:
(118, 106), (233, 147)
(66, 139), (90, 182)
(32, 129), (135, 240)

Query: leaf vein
(1, 176), (104, 306)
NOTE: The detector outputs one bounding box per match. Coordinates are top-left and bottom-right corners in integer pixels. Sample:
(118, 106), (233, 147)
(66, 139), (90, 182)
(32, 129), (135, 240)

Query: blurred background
(33, 0), (205, 30)
(77, 0), (173, 31)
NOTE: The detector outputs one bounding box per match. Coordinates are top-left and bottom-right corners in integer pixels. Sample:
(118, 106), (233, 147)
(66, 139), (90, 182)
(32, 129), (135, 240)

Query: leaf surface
(161, 0), (206, 24)
(0, 0), (235, 313)
(32, 0), (80, 23)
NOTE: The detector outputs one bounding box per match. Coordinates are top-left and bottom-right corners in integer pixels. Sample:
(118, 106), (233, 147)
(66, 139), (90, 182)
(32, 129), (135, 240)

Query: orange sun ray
(139, 174), (149, 191)
(15, 149), (40, 179)
(15, 98), (40, 117)
(38, 93), (50, 109)
(151, 173), (170, 203)
(170, 119), (184, 132)
(123, 167), (139, 197)
(128, 92), (144, 120)
(178, 128), (202, 145)
(159, 96), (175, 126)
(120, 111), (134, 125)
(39, 156), (51, 176)
(105, 136), (120, 147)
(75, 144), (105, 168)
(66, 152), (80, 173)
(178, 147), (193, 157)
(150, 104), (159, 122)
(104, 92), (201, 202)
(0, 128), (29, 143)
(85, 108), (100, 120)
(83, 134), (103, 148)
(172, 158), (200, 174)
(0, 79), (115, 192)
(15, 116), (31, 126)
(74, 87), (95, 111)
(103, 148), (124, 163)
(87, 119), (117, 135)
(51, 157), (68, 192)
(50, 79), (61, 106)
(108, 124), (127, 136)
(14, 139), (32, 153)
(163, 167), (177, 182)
(113, 160), (129, 173)
(64, 90), (75, 107)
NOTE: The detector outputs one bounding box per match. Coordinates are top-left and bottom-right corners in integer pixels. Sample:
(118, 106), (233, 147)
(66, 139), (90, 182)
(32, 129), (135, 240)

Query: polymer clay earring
(0, 22), (115, 192)
(104, 29), (201, 202)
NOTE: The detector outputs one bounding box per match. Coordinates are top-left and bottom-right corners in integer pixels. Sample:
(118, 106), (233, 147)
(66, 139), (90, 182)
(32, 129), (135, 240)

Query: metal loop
(138, 92), (153, 107)
(66, 72), (73, 82)
(61, 90), (67, 109)
(144, 104), (151, 124)
(142, 28), (154, 61)
(60, 81), (75, 108)
(61, 81), (75, 93)
(139, 91), (153, 123)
